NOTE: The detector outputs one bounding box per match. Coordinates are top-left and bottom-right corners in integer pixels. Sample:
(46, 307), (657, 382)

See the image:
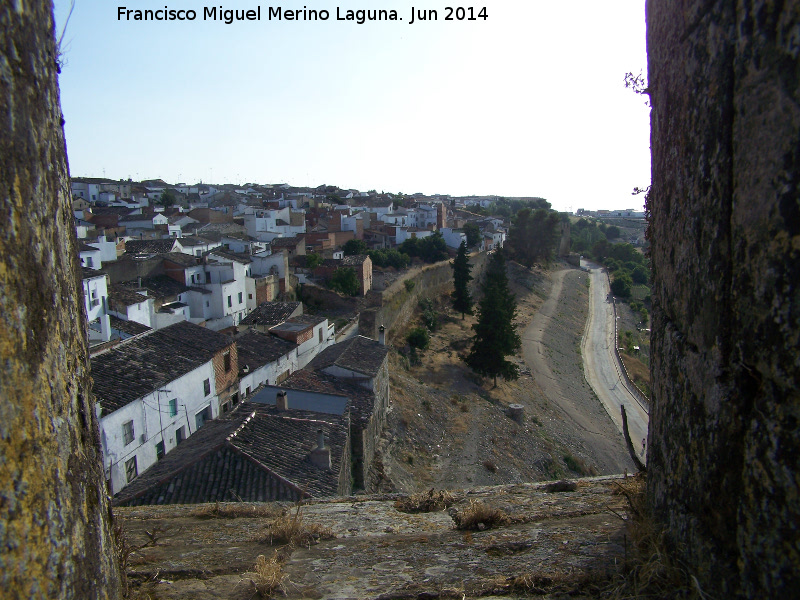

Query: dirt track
(378, 261), (634, 494)
(520, 268), (634, 475)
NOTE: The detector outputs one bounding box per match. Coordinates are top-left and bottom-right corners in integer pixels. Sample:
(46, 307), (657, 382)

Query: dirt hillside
(374, 260), (635, 493)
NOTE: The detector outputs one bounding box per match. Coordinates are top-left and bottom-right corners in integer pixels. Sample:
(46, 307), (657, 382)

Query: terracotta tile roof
(88, 206), (136, 217)
(270, 236), (304, 248)
(124, 239), (178, 255)
(342, 254), (369, 266)
(81, 267), (107, 280)
(119, 214), (154, 223)
(108, 284), (149, 308)
(309, 336), (388, 379)
(91, 321), (234, 414)
(208, 248), (252, 264)
(123, 274), (190, 300)
(235, 331), (296, 371)
(108, 315), (151, 337)
(161, 252), (199, 267)
(179, 235), (215, 247)
(113, 403), (347, 505)
(290, 314), (327, 327)
(240, 301), (301, 328)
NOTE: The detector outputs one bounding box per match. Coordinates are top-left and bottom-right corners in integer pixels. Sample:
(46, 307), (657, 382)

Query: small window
(155, 441), (165, 460)
(248, 293), (253, 300)
(222, 402), (230, 413)
(195, 406), (212, 430)
(169, 398), (177, 417)
(238, 292), (243, 304)
(223, 351), (231, 372)
(231, 393), (239, 406)
(122, 420), (135, 446)
(245, 386), (251, 397)
(125, 456), (138, 482)
(203, 378), (211, 396)
(319, 327), (323, 342)
(227, 295), (232, 308)
(205, 301), (210, 307)
(176, 426), (185, 444)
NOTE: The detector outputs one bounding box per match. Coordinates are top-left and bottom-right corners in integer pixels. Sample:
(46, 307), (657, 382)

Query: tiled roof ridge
(225, 441), (309, 498)
(89, 326), (160, 358)
(226, 411), (257, 441)
(267, 414), (338, 427)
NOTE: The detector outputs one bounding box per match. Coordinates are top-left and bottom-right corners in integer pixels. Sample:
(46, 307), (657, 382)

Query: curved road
(581, 261), (649, 455)
(520, 269), (636, 474)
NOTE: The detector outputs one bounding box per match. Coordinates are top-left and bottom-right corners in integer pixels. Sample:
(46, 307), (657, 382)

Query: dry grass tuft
(242, 551), (285, 598)
(193, 501), (283, 520)
(263, 504), (335, 547)
(452, 500), (512, 531)
(394, 488), (456, 513)
(606, 474), (710, 599)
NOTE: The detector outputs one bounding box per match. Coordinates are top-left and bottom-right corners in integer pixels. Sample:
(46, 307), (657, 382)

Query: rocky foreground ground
(121, 475), (641, 599)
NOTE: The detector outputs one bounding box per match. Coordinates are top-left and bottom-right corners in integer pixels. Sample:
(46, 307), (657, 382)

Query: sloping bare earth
(377, 262), (634, 494)
(521, 268), (635, 474)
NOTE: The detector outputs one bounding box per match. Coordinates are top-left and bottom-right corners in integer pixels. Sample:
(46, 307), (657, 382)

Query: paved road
(581, 261), (650, 457)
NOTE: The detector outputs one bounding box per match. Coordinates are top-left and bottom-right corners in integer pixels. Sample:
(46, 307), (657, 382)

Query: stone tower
(0, 1), (121, 597)
(647, 1), (799, 596)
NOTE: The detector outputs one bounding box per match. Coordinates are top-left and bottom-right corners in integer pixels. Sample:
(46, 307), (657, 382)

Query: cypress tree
(464, 250), (521, 387)
(451, 241), (473, 318)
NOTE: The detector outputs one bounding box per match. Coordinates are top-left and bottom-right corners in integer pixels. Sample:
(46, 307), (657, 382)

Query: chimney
(276, 390), (288, 411)
(309, 428), (331, 470)
(378, 324), (386, 346)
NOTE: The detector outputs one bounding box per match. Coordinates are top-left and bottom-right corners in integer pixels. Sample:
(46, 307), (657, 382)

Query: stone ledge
(119, 475), (634, 599)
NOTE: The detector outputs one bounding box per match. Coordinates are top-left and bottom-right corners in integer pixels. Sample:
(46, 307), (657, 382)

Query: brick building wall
(212, 343), (239, 406)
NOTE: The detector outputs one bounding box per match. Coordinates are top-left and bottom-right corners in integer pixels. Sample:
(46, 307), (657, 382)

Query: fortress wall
(647, 1), (800, 595)
(0, 1), (121, 597)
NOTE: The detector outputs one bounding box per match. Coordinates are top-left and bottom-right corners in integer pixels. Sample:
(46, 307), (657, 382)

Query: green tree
(305, 253), (323, 269)
(328, 267), (360, 296)
(508, 208), (560, 267)
(407, 326), (430, 350)
(606, 225), (621, 239)
(451, 241), (473, 318)
(610, 271), (633, 298)
(399, 232), (448, 263)
(631, 264), (650, 284)
(592, 239), (610, 261)
(464, 250), (521, 387)
(157, 188), (177, 207)
(463, 222), (481, 247)
(343, 239), (367, 256)
(367, 248), (410, 269)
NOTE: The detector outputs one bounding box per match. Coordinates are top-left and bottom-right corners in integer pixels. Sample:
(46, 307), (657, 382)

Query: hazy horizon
(55, 1), (651, 213)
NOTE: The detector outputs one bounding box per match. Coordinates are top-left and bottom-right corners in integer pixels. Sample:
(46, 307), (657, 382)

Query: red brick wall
(296, 327), (313, 345)
(212, 343), (238, 397)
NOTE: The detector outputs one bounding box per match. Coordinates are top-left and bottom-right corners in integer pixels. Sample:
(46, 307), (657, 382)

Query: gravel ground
(377, 262), (634, 494)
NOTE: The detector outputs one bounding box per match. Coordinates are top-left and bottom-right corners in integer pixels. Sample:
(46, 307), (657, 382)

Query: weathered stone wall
(647, 1), (799, 596)
(0, 2), (121, 597)
(360, 252), (490, 341)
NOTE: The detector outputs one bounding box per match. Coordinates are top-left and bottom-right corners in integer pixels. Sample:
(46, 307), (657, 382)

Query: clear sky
(54, 1), (650, 212)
